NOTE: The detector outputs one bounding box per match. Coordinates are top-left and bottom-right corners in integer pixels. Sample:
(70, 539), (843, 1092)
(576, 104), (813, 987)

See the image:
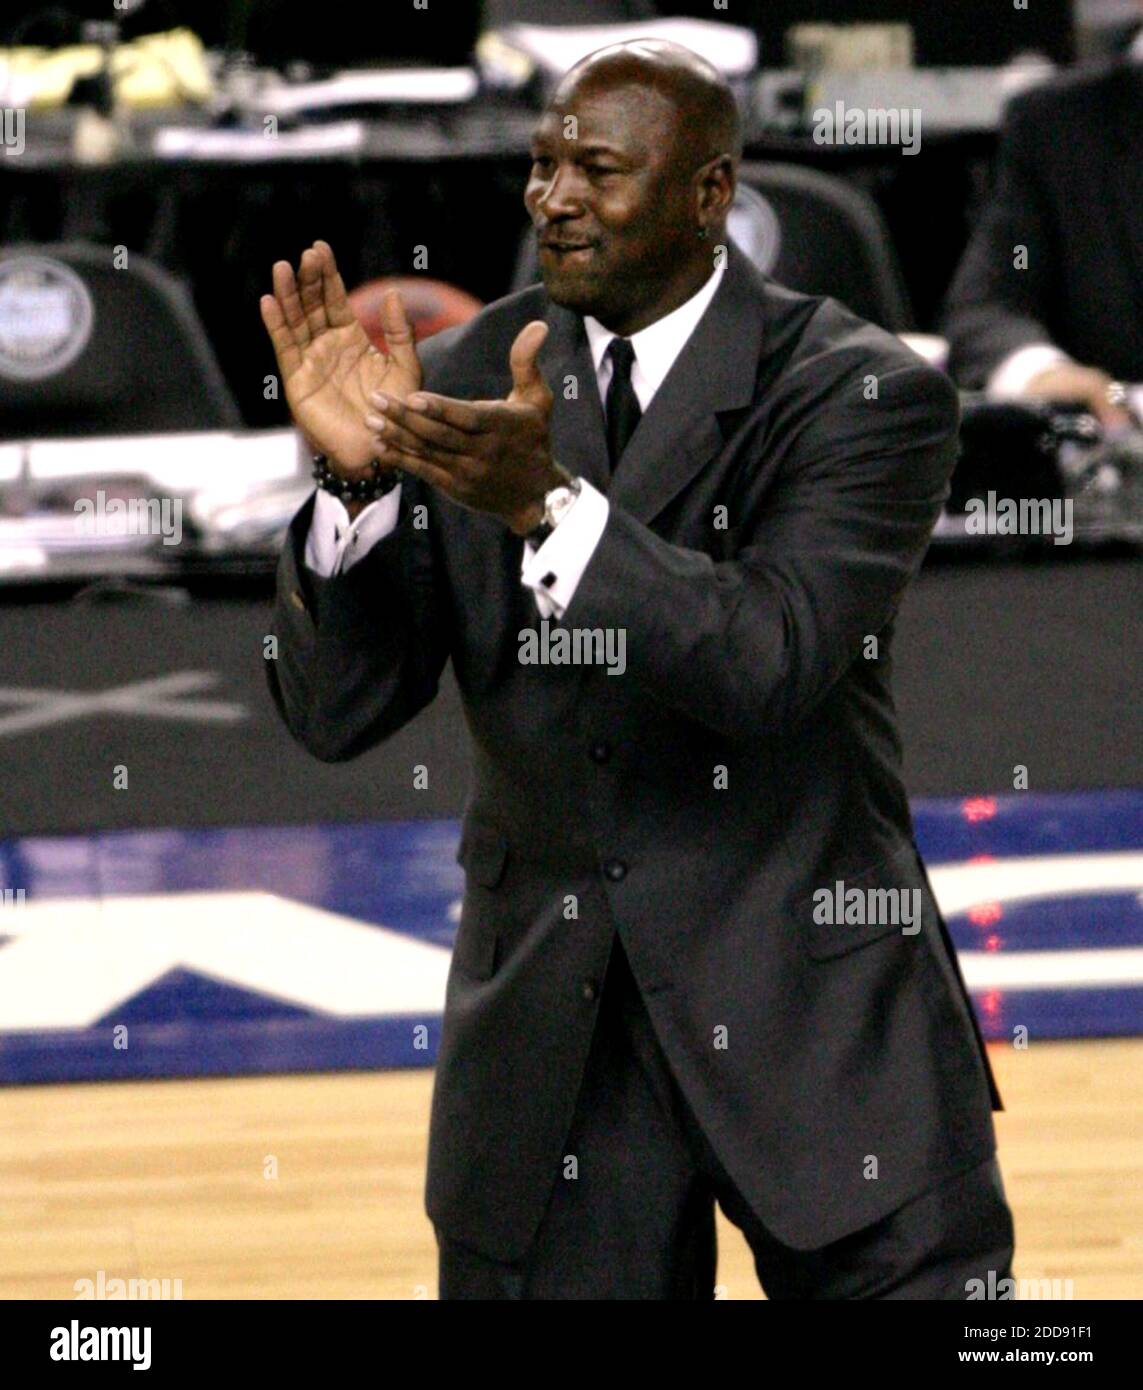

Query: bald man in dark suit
(262, 40), (1013, 1299)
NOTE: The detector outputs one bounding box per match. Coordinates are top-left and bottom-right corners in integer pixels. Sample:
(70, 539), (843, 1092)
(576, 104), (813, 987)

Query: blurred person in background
(942, 6), (1143, 426)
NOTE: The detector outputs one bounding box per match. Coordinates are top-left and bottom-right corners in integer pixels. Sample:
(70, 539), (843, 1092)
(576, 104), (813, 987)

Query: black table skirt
(1, 553), (1137, 839)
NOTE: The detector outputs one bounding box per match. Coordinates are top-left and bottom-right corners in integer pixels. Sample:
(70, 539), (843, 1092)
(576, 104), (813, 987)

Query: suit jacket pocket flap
(803, 843), (924, 961)
(706, 523), (745, 562)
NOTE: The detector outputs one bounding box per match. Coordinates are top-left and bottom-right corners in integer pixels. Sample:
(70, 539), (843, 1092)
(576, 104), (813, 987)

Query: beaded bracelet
(311, 454), (402, 504)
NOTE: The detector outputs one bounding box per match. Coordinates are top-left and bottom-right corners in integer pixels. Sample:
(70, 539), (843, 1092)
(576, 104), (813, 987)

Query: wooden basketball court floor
(1, 1037), (1138, 1300)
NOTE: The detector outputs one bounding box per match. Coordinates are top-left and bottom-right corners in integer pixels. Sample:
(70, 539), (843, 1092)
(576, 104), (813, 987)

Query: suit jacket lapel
(542, 242), (767, 526)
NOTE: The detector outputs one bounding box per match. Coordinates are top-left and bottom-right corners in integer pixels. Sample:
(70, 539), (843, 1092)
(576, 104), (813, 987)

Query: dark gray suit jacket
(268, 244), (1002, 1263)
(943, 59), (1143, 387)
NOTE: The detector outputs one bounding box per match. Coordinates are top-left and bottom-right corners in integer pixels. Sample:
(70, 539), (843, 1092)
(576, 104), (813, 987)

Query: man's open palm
(260, 240), (421, 474)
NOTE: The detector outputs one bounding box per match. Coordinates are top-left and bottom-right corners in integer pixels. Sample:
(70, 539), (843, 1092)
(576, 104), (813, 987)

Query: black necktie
(604, 337), (642, 473)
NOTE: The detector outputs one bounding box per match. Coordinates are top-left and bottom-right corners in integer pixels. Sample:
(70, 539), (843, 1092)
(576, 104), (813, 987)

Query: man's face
(524, 82), (702, 332)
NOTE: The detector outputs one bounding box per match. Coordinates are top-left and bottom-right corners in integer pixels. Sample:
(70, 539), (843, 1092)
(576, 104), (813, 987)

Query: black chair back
(0, 242), (241, 439)
(736, 161), (914, 331)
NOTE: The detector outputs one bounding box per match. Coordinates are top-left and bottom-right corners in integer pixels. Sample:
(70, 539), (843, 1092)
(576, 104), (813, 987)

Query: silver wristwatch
(526, 472), (581, 546)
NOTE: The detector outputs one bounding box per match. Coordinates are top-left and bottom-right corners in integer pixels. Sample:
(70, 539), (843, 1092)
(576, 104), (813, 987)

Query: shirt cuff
(520, 480), (609, 621)
(986, 344), (1072, 400)
(303, 484), (403, 577)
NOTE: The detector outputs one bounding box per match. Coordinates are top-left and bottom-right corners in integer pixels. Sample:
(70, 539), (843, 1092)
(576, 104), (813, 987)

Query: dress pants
(437, 931), (1015, 1300)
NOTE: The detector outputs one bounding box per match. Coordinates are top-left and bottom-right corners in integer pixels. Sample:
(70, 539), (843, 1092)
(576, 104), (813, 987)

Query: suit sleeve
(564, 360), (959, 743)
(265, 475), (450, 762)
(941, 92), (1060, 389)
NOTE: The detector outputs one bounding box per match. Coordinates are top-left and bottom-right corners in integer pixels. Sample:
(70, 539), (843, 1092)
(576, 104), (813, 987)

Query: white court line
(928, 852), (1143, 917)
(958, 948), (1143, 991)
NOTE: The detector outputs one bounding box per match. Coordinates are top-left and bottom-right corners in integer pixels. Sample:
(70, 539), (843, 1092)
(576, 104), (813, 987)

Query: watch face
(544, 486), (573, 523)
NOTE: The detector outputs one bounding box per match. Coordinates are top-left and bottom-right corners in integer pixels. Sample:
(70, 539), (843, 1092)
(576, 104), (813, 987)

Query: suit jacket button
(589, 741), (611, 764)
(603, 860), (627, 882)
(581, 980), (598, 1001)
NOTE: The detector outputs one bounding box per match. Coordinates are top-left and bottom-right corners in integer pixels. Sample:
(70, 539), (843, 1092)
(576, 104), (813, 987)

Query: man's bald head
(524, 39), (740, 335)
(553, 39), (742, 169)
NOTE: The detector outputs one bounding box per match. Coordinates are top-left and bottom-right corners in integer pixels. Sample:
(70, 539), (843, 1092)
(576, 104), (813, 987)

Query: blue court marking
(944, 893), (1143, 952)
(0, 789), (1140, 1084)
(0, 819), (464, 948)
(912, 788), (1142, 859)
(971, 987), (1143, 1041)
(0, 1009), (444, 1084)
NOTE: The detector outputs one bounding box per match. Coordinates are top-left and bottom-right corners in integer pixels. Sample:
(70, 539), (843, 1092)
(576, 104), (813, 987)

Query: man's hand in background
(363, 320), (564, 536)
(259, 239), (421, 478)
(1023, 362), (1135, 430)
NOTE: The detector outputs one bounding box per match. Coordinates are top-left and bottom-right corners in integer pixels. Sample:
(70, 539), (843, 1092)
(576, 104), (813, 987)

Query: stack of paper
(22, 429), (300, 490)
(153, 120), (364, 161)
(495, 19), (758, 80)
(256, 68), (480, 116)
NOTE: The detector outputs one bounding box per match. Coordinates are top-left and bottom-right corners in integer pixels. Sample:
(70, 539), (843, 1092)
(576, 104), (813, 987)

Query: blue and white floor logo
(0, 791), (1140, 1084)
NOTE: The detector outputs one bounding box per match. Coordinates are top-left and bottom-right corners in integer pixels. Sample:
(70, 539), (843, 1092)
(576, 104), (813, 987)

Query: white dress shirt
(303, 260), (727, 620)
(986, 31), (1143, 418)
